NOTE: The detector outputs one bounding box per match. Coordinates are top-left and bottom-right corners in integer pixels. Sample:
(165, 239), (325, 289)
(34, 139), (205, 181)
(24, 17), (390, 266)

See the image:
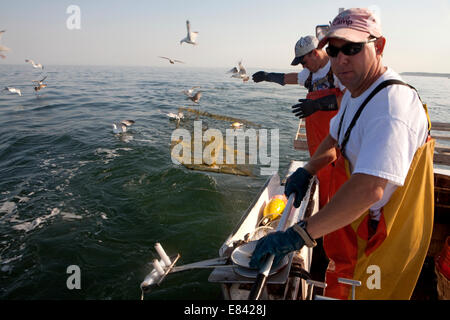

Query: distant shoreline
(401, 72), (450, 78)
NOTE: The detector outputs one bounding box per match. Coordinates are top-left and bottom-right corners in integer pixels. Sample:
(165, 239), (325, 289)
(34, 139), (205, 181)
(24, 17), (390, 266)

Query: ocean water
(0, 65), (448, 300)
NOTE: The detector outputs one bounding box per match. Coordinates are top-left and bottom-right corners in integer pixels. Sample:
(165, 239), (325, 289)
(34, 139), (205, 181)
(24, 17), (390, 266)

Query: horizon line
(1, 63), (448, 75)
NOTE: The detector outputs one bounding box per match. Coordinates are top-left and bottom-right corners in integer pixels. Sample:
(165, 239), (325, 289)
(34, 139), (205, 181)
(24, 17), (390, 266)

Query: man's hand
(249, 227), (305, 270)
(252, 71), (268, 83)
(285, 168), (312, 208)
(252, 71), (285, 86)
(292, 94), (338, 119)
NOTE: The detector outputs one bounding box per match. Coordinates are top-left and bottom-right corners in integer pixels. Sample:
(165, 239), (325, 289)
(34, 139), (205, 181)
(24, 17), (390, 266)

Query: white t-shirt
(297, 60), (345, 91)
(329, 68), (429, 218)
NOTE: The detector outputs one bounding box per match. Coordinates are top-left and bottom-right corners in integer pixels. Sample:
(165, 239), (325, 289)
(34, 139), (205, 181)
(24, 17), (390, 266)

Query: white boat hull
(208, 160), (320, 300)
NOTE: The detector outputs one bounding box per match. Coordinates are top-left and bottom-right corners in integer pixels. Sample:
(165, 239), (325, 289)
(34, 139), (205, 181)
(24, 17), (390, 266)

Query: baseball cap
(291, 35), (319, 66)
(318, 8), (382, 49)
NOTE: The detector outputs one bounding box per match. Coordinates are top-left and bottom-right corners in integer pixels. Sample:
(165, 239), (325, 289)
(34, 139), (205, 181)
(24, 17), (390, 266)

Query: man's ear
(375, 37), (386, 56)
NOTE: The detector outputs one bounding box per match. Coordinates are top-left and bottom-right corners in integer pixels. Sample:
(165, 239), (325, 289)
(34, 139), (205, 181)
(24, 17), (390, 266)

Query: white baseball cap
(318, 8), (382, 49)
(291, 35), (319, 66)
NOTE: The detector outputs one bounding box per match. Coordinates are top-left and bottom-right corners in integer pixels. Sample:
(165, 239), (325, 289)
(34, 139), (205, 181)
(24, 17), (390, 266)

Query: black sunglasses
(326, 38), (377, 58)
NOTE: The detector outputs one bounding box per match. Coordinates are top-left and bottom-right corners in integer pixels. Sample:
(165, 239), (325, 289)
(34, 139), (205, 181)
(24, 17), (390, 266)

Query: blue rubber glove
(249, 227), (305, 270)
(252, 71), (285, 86)
(285, 168), (312, 208)
(292, 94), (338, 119)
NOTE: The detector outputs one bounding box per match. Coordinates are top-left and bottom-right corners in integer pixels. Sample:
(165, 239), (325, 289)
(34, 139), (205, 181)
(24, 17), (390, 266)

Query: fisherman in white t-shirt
(250, 8), (434, 300)
(252, 35), (345, 105)
(253, 35), (346, 210)
(329, 67), (428, 221)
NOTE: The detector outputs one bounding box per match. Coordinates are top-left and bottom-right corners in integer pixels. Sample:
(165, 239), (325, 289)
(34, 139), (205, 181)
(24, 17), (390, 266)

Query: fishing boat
(141, 118), (449, 300)
(207, 160), (320, 300)
(140, 160), (322, 300)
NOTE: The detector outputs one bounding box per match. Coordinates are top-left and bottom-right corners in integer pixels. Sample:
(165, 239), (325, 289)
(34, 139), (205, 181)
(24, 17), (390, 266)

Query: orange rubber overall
(322, 137), (435, 299)
(305, 88), (342, 209)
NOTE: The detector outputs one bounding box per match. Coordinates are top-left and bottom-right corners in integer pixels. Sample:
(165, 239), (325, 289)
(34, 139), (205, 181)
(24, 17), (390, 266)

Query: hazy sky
(1, 0), (449, 73)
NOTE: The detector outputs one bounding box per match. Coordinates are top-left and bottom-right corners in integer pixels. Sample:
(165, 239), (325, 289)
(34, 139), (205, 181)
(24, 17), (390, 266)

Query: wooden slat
(434, 153), (450, 166)
(431, 122), (450, 131)
(435, 146), (450, 154)
(433, 135), (450, 141)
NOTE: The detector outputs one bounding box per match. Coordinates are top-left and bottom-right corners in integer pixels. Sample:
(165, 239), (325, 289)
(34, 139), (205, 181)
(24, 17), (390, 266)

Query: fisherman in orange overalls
(252, 35), (345, 210)
(250, 8), (434, 300)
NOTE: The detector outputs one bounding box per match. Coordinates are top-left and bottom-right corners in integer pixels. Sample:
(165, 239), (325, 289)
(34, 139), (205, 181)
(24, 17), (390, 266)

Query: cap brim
(291, 56), (301, 66)
(318, 28), (371, 49)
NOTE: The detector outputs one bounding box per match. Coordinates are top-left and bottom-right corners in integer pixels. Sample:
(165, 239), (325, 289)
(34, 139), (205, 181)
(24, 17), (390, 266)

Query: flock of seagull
(158, 21), (250, 81)
(0, 21), (246, 133)
(4, 71), (47, 97)
(1, 30), (48, 97)
(159, 20), (247, 129)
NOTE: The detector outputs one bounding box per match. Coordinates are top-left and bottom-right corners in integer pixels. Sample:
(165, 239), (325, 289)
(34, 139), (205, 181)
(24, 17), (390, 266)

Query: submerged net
(178, 107), (261, 128)
(170, 106), (261, 176)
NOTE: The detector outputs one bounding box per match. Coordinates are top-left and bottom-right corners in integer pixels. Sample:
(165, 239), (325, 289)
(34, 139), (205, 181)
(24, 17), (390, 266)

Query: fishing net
(170, 107), (261, 176)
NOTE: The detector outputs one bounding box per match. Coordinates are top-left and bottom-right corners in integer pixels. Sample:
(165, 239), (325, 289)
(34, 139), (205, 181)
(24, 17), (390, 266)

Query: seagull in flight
(180, 20), (199, 45)
(112, 120), (135, 134)
(0, 30), (10, 57)
(228, 61), (250, 82)
(4, 87), (22, 96)
(182, 86), (200, 97)
(158, 56), (185, 64)
(25, 59), (44, 69)
(33, 75), (48, 92)
(186, 91), (202, 104)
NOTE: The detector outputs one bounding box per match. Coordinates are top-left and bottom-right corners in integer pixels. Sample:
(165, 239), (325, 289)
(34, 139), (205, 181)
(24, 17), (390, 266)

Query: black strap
(305, 72), (313, 92)
(304, 67), (335, 92)
(326, 67), (335, 89)
(337, 79), (417, 158)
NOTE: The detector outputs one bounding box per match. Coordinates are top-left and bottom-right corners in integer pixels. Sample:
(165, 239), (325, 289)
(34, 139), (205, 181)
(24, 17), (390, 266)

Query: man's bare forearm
(306, 173), (387, 239)
(304, 134), (338, 175)
(284, 73), (299, 84)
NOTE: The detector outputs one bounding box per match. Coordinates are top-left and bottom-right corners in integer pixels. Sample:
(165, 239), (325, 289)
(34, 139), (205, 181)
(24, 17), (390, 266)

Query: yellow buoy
(263, 195), (288, 221)
(231, 122), (243, 129)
